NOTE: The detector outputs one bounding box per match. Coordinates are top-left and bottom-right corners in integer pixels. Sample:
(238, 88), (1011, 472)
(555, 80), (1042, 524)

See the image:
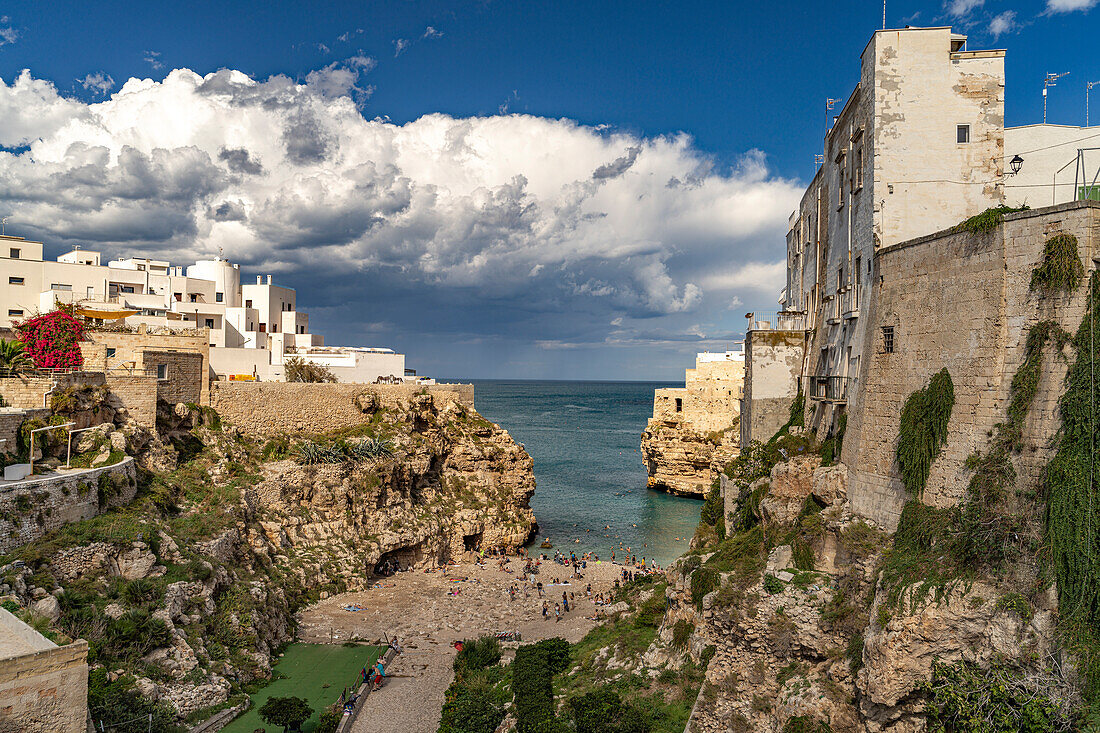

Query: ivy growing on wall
(1044, 270), (1100, 718)
(952, 204), (1029, 235)
(1031, 233), (1085, 295)
(896, 368), (955, 497)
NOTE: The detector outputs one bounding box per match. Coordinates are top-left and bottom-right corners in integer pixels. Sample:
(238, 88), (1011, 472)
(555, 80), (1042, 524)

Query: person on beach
(555, 603), (561, 622)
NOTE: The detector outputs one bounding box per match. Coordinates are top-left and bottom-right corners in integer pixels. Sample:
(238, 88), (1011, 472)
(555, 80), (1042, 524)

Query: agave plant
(348, 437), (394, 462)
(292, 440), (346, 465)
(0, 339), (31, 374)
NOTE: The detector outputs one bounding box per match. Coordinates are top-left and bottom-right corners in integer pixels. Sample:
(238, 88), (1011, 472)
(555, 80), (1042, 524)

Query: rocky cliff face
(640, 417), (738, 497)
(0, 391), (536, 722)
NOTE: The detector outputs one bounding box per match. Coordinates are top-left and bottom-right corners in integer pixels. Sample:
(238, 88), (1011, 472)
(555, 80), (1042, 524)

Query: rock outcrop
(640, 417), (738, 497)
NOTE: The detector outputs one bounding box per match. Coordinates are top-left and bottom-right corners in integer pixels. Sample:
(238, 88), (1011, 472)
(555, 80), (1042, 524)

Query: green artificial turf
(221, 643), (384, 733)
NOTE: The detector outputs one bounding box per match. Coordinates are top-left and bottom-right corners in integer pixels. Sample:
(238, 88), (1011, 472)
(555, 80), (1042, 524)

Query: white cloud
(78, 72), (115, 96)
(946, 0), (984, 15)
(143, 51), (163, 70)
(0, 68), (800, 321)
(1045, 0), (1098, 11)
(988, 10), (1018, 36)
(393, 38), (409, 56)
(423, 26), (443, 39)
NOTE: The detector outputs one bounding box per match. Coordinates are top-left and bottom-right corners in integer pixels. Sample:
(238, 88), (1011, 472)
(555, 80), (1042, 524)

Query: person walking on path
(542, 601), (549, 619)
(555, 603), (561, 622)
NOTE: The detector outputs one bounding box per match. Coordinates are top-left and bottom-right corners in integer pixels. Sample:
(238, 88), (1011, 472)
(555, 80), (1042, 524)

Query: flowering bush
(15, 308), (85, 370)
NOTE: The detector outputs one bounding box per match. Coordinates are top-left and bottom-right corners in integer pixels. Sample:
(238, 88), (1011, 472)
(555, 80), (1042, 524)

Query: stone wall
(0, 372), (106, 411)
(103, 375), (158, 428)
(0, 459), (137, 552)
(846, 201), (1100, 529)
(144, 350), (204, 405)
(82, 326), (211, 405)
(0, 610), (87, 733)
(210, 382), (476, 436)
(740, 330), (806, 447)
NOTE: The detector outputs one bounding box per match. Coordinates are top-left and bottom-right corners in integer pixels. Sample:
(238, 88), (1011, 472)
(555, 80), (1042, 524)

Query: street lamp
(1009, 155), (1024, 176)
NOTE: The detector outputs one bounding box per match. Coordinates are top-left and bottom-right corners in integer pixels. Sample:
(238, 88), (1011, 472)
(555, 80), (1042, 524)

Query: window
(956, 124), (970, 144)
(245, 299), (252, 308)
(120, 286), (134, 294)
(855, 148), (864, 189)
(106, 348), (116, 358)
(204, 318), (214, 329)
(883, 326), (895, 353)
(156, 364), (168, 380)
(259, 323), (266, 333)
(87, 287), (94, 299)
(190, 294), (198, 302)
(8, 276), (23, 285)
(7, 309), (22, 317)
(675, 398), (683, 413)
(215, 292), (224, 303)
(9, 248), (19, 258)
(174, 292), (182, 301)
(51, 283), (72, 291)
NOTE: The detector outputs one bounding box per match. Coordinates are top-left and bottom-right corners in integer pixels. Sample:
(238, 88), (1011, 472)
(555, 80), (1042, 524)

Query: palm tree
(0, 339), (31, 374)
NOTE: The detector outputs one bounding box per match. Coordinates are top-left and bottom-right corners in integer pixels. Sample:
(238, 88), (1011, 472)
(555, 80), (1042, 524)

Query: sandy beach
(298, 555), (657, 733)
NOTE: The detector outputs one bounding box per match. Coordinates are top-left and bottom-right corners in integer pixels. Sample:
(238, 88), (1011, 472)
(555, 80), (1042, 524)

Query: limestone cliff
(0, 390), (536, 724)
(640, 417), (738, 497)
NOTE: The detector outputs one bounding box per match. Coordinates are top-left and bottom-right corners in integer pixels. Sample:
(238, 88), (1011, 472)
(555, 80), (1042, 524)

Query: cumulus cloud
(0, 16), (17, 46)
(1045, 0), (1098, 10)
(78, 72), (115, 96)
(988, 10), (1018, 36)
(0, 67), (799, 359)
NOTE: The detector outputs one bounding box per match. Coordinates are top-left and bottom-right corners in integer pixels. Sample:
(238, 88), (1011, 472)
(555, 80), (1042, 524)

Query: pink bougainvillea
(14, 308), (85, 370)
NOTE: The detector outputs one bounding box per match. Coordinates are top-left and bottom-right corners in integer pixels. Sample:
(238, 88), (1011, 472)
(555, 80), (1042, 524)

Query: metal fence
(807, 375), (854, 402)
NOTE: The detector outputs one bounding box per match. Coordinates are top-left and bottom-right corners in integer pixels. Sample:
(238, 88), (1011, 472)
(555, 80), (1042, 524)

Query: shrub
(513, 642), (556, 733)
(896, 368), (954, 497)
(763, 574), (784, 595)
(454, 636), (503, 681)
(568, 688), (650, 733)
(1031, 233), (1084, 295)
(691, 568), (719, 610)
(953, 204), (1028, 235)
(782, 716), (832, 733)
(922, 660), (1065, 733)
(259, 696), (313, 732)
(284, 356), (337, 383)
(14, 307), (85, 370)
(672, 619), (693, 648)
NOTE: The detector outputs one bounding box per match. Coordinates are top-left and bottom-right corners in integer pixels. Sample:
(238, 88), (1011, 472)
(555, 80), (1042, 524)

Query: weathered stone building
(642, 350), (744, 496)
(0, 608), (87, 733)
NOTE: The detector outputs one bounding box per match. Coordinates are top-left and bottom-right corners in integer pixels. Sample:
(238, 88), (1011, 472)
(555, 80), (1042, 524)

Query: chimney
(256, 275), (262, 284)
(267, 274), (272, 285)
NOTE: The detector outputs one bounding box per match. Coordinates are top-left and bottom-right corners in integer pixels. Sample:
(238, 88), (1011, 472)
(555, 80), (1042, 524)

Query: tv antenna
(1, 217), (7, 235)
(1044, 72), (1070, 123)
(1088, 80), (1100, 127)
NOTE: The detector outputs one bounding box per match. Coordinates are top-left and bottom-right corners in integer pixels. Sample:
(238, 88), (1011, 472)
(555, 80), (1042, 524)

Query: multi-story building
(771, 25), (1100, 444)
(0, 237), (408, 383)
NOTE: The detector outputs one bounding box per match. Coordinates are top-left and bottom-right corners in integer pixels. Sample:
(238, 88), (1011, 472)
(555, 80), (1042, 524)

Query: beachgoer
(543, 601), (549, 619)
(555, 603), (561, 622)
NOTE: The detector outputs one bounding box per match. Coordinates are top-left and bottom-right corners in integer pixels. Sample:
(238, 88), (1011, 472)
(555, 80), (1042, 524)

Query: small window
(174, 292), (182, 301)
(8, 276), (23, 285)
(87, 287), (94, 298)
(190, 293), (198, 302)
(883, 326), (895, 353)
(121, 286), (134, 294)
(156, 364), (168, 380)
(106, 348), (116, 358)
(204, 318), (214, 329)
(956, 124), (970, 144)
(7, 309), (23, 317)
(51, 283), (72, 291)
(215, 292), (224, 303)
(245, 299), (252, 308)
(675, 398), (683, 413)
(9, 248), (19, 259)
(855, 148), (864, 189)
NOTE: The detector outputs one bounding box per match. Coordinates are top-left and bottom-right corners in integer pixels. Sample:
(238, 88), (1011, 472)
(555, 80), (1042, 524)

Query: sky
(0, 1), (1098, 380)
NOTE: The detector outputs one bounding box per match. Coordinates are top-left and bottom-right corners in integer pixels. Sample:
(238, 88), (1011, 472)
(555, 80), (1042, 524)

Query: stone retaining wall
(210, 382), (475, 436)
(845, 200), (1100, 529)
(0, 610), (87, 733)
(0, 372), (106, 410)
(0, 458), (137, 552)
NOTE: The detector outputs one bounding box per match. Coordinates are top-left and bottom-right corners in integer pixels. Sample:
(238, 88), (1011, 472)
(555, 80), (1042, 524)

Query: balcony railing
(746, 311), (807, 332)
(808, 375), (854, 403)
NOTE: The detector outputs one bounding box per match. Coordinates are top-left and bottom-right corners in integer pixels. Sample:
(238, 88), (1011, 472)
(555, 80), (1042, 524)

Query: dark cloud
(218, 147), (264, 175)
(593, 146), (641, 180)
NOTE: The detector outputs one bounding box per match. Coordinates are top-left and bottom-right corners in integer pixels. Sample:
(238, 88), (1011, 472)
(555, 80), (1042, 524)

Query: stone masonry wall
(846, 201), (1100, 530)
(741, 330), (805, 447)
(0, 459), (137, 552)
(0, 632), (87, 733)
(103, 376), (158, 429)
(210, 382), (476, 436)
(144, 350), (204, 406)
(82, 326), (211, 405)
(0, 373), (106, 411)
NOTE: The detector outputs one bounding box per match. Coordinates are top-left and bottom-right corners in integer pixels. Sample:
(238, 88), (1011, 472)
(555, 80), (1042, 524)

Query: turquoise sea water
(468, 380), (704, 567)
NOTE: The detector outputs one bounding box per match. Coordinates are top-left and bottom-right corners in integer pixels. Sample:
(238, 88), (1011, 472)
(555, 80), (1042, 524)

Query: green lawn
(221, 643), (384, 733)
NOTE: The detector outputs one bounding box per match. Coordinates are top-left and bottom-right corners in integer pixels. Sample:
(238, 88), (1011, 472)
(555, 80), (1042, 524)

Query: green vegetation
(513, 638), (570, 732)
(781, 716), (833, 733)
(292, 437), (394, 465)
(922, 660), (1068, 732)
(0, 338), (31, 373)
(88, 668), (180, 732)
(897, 368), (954, 497)
(440, 636), (510, 733)
(259, 696), (314, 732)
(284, 356), (338, 383)
(1031, 233), (1084, 295)
(1044, 270), (1100, 719)
(953, 205), (1029, 235)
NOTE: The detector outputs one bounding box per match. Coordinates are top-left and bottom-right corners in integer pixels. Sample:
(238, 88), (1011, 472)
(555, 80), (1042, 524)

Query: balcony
(808, 375), (854, 403)
(747, 311), (807, 332)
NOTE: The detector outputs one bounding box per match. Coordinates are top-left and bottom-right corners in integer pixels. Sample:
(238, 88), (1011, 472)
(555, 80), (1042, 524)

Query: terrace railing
(807, 375), (854, 403)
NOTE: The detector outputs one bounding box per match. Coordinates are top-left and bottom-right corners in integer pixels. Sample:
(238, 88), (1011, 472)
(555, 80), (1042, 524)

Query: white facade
(1004, 124), (1100, 208)
(0, 237), (414, 383)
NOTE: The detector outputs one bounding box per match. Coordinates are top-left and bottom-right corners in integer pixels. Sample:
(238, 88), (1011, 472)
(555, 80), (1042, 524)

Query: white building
(0, 238), (412, 384)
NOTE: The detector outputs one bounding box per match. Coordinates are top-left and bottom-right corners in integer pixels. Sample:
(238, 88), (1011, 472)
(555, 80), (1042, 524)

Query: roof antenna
(882, 0), (886, 29)
(1, 217), (7, 235)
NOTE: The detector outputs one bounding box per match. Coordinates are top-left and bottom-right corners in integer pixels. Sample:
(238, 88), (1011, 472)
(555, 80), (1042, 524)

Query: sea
(467, 380), (704, 568)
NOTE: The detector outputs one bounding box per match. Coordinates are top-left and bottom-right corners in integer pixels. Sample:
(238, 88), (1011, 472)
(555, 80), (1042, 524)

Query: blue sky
(1, 1), (1098, 379)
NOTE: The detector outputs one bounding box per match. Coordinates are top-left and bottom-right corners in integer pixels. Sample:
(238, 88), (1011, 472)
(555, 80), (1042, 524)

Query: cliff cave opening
(463, 532), (483, 553)
(374, 543), (426, 575)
